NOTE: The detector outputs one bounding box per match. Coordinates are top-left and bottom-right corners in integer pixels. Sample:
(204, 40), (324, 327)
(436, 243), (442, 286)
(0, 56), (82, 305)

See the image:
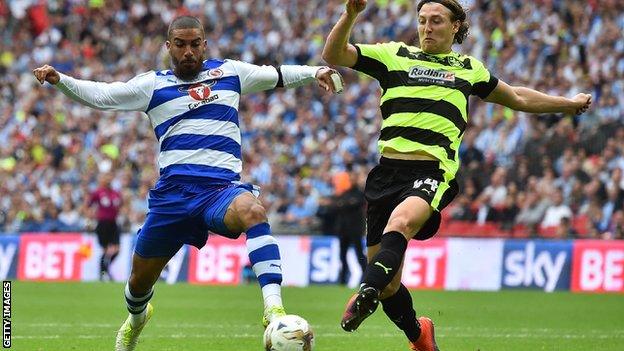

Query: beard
(171, 55), (203, 81)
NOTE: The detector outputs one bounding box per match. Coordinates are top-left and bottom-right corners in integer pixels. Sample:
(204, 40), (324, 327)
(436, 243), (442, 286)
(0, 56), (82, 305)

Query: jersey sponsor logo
(181, 81), (217, 101)
(180, 81), (220, 109)
(408, 66), (455, 86)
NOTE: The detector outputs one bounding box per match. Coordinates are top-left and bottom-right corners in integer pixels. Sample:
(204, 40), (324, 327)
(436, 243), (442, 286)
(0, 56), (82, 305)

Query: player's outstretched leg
(115, 253), (168, 351)
(115, 283), (154, 351)
(379, 283), (439, 350)
(245, 222), (286, 327)
(341, 231), (408, 331)
(341, 285), (380, 332)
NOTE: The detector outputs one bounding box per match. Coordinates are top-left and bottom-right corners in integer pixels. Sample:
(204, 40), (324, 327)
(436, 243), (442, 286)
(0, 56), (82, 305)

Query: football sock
(245, 223), (283, 308)
(381, 284), (421, 342)
(101, 251), (119, 275)
(110, 251), (119, 266)
(362, 231), (407, 290)
(100, 254), (108, 274)
(124, 283), (153, 327)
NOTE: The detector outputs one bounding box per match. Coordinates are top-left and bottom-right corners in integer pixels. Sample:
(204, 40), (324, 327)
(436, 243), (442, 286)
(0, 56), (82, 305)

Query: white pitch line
(13, 332), (624, 340)
(18, 323), (624, 336)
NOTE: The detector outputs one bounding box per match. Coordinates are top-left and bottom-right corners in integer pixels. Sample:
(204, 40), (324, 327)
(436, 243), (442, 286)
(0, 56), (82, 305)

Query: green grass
(12, 282), (624, 350)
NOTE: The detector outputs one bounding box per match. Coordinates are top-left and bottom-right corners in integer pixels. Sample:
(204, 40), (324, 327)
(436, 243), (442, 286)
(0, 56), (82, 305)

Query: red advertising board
(402, 238), (447, 289)
(17, 234), (92, 281)
(571, 240), (624, 293)
(187, 236), (248, 285)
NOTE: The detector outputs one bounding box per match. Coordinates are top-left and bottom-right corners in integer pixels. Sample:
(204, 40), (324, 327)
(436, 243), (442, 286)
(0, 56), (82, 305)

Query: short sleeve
(469, 58), (499, 99)
(351, 42), (402, 86)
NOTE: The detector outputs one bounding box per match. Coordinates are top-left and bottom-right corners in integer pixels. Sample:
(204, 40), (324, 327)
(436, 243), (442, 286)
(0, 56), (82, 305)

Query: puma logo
(270, 263), (282, 269)
(374, 261), (392, 275)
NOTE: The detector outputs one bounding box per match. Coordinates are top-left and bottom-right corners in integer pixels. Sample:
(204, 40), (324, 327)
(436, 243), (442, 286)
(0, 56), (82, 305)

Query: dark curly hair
(417, 0), (470, 44)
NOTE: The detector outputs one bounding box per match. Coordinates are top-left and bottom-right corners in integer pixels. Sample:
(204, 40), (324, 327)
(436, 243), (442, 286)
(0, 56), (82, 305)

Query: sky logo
(502, 240), (572, 292)
(0, 237), (19, 280)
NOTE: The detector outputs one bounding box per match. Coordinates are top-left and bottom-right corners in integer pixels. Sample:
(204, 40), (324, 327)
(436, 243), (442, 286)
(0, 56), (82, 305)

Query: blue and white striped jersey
(55, 59), (313, 183)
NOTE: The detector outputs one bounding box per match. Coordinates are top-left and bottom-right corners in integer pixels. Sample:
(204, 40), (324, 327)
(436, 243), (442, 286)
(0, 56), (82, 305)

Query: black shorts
(364, 157), (458, 246)
(95, 220), (120, 247)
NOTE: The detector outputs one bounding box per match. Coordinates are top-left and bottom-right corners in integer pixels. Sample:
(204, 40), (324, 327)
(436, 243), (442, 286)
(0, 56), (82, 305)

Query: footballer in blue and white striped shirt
(33, 15), (343, 351)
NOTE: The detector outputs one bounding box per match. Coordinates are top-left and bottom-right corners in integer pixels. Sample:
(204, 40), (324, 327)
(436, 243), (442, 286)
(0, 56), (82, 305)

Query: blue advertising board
(501, 240), (573, 292)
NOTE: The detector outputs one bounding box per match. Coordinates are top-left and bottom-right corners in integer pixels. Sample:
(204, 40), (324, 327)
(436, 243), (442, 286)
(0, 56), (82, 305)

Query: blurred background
(3, 2), (623, 350)
(2, 0), (623, 240)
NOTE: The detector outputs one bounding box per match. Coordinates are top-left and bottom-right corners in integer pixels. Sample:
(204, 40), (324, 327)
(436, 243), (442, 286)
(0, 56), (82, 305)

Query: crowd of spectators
(0, 0), (622, 240)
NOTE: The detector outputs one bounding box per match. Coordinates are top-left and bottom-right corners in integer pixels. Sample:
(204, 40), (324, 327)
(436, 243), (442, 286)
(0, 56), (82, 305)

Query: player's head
(166, 16), (207, 81)
(98, 172), (113, 188)
(416, 0), (469, 54)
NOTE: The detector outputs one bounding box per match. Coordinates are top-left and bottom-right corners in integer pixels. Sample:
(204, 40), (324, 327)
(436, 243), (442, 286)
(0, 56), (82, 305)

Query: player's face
(166, 28), (207, 81)
(417, 3), (460, 54)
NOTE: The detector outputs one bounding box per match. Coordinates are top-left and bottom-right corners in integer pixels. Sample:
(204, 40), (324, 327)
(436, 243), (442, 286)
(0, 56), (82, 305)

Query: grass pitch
(13, 281), (624, 350)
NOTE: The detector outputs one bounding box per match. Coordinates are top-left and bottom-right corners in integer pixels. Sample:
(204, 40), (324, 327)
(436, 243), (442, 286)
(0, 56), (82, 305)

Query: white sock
(262, 283), (283, 309)
(129, 310), (147, 328)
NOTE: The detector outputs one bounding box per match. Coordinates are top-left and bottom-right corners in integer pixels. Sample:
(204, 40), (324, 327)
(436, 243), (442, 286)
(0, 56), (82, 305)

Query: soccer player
(33, 16), (342, 351)
(87, 172), (122, 281)
(322, 1), (592, 350)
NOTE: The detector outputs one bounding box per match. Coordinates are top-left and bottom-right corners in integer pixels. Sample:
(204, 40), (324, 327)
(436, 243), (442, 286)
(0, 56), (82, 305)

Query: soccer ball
(263, 314), (314, 351)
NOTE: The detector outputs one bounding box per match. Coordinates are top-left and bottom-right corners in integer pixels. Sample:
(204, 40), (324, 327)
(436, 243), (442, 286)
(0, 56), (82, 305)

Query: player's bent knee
(242, 203), (268, 227)
(385, 216), (412, 236)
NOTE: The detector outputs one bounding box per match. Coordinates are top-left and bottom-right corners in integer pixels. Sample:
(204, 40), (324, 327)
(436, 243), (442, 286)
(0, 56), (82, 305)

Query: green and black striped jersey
(352, 41), (498, 178)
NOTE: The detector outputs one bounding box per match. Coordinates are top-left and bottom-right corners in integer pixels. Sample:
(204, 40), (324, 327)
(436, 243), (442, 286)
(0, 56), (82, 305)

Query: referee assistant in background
(87, 172), (122, 281)
(322, 0), (592, 350)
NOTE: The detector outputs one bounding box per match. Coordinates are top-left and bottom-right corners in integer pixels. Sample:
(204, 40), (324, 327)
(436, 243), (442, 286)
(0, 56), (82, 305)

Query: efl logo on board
(17, 234), (92, 281)
(571, 240), (624, 293)
(402, 239), (447, 289)
(187, 236), (247, 285)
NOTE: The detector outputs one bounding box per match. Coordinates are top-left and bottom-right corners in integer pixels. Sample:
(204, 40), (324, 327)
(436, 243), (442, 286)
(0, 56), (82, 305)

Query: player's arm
(33, 64), (154, 111)
(484, 79), (592, 115)
(229, 60), (343, 94)
(321, 0), (367, 67)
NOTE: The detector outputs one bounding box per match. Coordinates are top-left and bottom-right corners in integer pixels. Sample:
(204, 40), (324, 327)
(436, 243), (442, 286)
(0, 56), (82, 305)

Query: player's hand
(346, 0), (367, 17)
(33, 64), (61, 85)
(315, 67), (344, 94)
(568, 93), (592, 115)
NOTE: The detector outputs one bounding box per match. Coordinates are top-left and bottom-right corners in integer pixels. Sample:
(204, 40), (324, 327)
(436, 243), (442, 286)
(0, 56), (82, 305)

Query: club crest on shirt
(408, 65), (455, 87)
(208, 68), (224, 78)
(179, 81), (220, 109)
(181, 82), (214, 101)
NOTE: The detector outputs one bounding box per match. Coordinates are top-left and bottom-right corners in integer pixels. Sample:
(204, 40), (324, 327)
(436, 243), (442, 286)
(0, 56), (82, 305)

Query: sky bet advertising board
(501, 240), (573, 292)
(3, 232), (622, 294)
(0, 236), (19, 280)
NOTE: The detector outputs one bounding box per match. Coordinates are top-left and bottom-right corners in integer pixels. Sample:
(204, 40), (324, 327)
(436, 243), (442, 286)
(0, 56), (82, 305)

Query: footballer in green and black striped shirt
(323, 0), (592, 348)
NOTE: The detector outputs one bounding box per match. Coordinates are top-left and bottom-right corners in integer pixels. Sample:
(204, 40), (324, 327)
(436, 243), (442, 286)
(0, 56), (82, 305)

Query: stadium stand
(1, 0), (623, 240)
